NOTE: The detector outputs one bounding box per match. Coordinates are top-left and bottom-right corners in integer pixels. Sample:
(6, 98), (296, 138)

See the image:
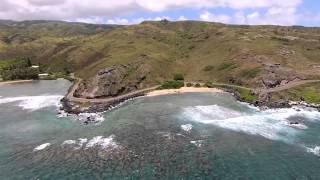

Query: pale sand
(0, 80), (34, 85)
(146, 87), (223, 97)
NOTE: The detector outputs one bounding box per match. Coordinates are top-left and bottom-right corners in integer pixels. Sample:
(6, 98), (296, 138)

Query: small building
(31, 65), (39, 68)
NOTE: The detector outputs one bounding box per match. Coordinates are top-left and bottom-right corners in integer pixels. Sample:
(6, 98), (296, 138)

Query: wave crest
(182, 105), (320, 142)
(0, 95), (63, 111)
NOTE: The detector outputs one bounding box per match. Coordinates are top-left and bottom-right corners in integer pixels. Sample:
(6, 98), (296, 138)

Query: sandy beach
(146, 87), (223, 97)
(0, 80), (34, 85)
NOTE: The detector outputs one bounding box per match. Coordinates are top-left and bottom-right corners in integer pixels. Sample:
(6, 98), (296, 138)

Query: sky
(0, 0), (319, 26)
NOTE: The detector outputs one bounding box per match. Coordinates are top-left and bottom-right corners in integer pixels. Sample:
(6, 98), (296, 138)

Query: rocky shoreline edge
(228, 88), (320, 111)
(59, 84), (320, 127)
(60, 92), (146, 115)
(60, 84), (320, 116)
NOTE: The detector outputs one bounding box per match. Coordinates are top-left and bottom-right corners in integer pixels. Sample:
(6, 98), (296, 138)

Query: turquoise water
(0, 80), (320, 179)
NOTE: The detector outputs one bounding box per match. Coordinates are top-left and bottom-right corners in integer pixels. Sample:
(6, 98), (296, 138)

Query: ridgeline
(1, 20), (320, 110)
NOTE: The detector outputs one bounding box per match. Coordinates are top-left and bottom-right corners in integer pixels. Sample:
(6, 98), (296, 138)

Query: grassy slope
(271, 82), (320, 104)
(0, 20), (320, 90)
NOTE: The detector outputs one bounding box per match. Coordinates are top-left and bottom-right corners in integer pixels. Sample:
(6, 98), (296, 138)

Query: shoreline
(61, 82), (320, 114)
(146, 87), (224, 97)
(61, 86), (224, 114)
(0, 80), (34, 85)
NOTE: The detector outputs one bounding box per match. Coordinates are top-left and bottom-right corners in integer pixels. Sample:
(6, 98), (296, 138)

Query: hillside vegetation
(1, 20), (320, 101)
(0, 58), (39, 81)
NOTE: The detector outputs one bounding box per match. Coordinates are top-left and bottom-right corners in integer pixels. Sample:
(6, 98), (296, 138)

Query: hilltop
(1, 20), (320, 108)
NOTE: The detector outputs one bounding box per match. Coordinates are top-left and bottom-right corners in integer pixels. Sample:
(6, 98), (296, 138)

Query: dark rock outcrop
(74, 63), (150, 99)
(61, 91), (147, 114)
(260, 64), (304, 89)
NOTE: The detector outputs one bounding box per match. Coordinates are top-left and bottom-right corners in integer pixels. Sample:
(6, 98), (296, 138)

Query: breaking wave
(181, 124), (193, 132)
(60, 135), (119, 150)
(85, 135), (119, 149)
(0, 95), (63, 111)
(182, 104), (320, 155)
(34, 143), (51, 151)
(62, 138), (88, 150)
(305, 146), (320, 156)
(34, 135), (120, 152)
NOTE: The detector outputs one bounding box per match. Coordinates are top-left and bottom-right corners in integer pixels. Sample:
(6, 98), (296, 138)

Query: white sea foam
(62, 138), (88, 149)
(78, 138), (88, 147)
(182, 105), (320, 143)
(0, 95), (63, 111)
(57, 110), (69, 118)
(85, 135), (119, 149)
(181, 124), (193, 132)
(78, 113), (105, 123)
(34, 143), (51, 151)
(62, 140), (77, 145)
(190, 140), (203, 147)
(305, 146), (320, 156)
(184, 105), (245, 121)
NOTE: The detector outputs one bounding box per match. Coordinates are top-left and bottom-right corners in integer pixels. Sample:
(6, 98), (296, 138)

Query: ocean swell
(0, 95), (63, 111)
(182, 105), (320, 144)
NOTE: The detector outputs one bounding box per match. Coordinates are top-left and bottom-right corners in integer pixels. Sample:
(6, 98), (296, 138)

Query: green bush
(173, 73), (184, 81)
(186, 83), (193, 87)
(1, 67), (39, 81)
(160, 80), (184, 89)
(0, 58), (40, 81)
(239, 68), (261, 79)
(204, 82), (213, 88)
(0, 58), (31, 70)
(195, 83), (201, 88)
(217, 62), (237, 71)
(235, 88), (259, 102)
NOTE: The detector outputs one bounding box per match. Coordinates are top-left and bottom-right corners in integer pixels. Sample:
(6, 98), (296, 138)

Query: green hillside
(1, 20), (320, 104)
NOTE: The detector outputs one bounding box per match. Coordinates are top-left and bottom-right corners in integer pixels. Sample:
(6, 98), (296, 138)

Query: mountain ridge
(1, 20), (320, 107)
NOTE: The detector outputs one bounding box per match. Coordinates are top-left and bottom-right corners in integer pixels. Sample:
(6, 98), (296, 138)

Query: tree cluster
(0, 58), (39, 81)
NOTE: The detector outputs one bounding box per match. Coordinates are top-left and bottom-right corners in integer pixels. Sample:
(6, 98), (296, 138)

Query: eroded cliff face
(260, 64), (305, 88)
(73, 63), (150, 99)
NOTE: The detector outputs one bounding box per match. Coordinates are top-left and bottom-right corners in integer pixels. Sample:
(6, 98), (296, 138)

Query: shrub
(1, 67), (39, 80)
(186, 83), (193, 87)
(203, 65), (215, 72)
(173, 73), (184, 81)
(160, 80), (184, 89)
(217, 62), (237, 71)
(195, 83), (201, 88)
(235, 88), (259, 102)
(204, 82), (213, 88)
(239, 68), (261, 79)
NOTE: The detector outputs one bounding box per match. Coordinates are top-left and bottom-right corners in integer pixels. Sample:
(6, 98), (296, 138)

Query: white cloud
(106, 18), (129, 25)
(233, 7), (298, 25)
(218, 0), (302, 9)
(177, 16), (188, 21)
(247, 12), (260, 19)
(75, 17), (105, 24)
(1, 0), (316, 26)
(0, 0), (303, 21)
(200, 11), (230, 23)
(27, 0), (65, 6)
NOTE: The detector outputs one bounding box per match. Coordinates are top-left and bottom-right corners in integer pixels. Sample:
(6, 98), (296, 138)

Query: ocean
(0, 79), (319, 179)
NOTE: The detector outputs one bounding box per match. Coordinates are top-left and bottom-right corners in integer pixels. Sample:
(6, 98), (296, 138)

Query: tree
(173, 73), (184, 81)
(27, 58), (32, 67)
